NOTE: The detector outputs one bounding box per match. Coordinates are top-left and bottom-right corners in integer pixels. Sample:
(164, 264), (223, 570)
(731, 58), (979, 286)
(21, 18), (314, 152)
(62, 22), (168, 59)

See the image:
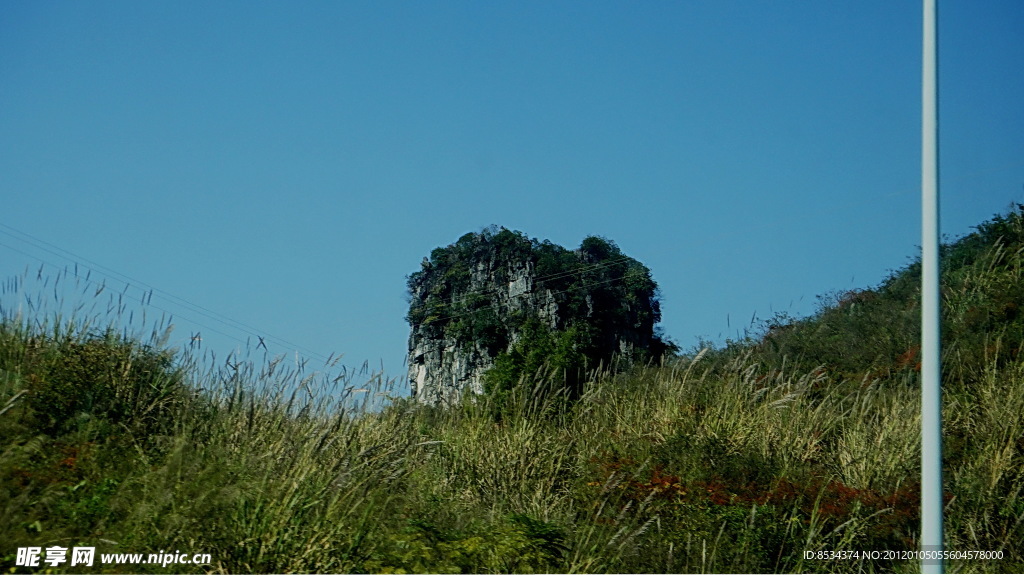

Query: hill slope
(729, 203), (1024, 385)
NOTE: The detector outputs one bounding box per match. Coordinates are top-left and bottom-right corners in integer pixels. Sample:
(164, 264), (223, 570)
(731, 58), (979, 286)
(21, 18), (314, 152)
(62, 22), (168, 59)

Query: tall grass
(5, 321), (1021, 572)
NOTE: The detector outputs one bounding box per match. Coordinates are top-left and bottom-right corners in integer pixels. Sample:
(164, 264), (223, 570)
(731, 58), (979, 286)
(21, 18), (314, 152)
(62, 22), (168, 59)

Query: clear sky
(2, 1), (1022, 394)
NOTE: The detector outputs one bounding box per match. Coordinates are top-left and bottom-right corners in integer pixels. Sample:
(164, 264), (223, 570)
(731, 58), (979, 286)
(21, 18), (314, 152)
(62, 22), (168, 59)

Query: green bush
(482, 319), (590, 419)
(24, 330), (184, 438)
(364, 514), (567, 573)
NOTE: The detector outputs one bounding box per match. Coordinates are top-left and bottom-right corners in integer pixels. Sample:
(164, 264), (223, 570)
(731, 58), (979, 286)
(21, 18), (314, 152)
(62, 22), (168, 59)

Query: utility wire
(0, 221), (643, 365)
(0, 224), (333, 364)
(0, 238), (257, 349)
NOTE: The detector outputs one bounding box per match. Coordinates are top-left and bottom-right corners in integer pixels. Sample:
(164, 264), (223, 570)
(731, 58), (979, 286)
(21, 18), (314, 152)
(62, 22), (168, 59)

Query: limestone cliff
(406, 226), (673, 405)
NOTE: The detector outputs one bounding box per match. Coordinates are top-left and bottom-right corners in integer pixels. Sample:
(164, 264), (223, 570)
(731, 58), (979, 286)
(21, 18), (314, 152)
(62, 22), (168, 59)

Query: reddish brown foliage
(896, 345), (921, 372)
(588, 454), (946, 546)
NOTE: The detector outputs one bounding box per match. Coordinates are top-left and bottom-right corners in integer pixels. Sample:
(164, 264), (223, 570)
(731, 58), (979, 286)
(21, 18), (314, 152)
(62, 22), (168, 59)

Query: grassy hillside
(3, 207), (1024, 573)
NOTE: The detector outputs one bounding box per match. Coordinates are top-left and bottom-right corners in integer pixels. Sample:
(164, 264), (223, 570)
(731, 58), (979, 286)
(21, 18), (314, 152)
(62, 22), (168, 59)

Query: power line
(0, 238), (285, 354)
(0, 222), (655, 370)
(0, 224), (333, 365)
(0, 241), (246, 348)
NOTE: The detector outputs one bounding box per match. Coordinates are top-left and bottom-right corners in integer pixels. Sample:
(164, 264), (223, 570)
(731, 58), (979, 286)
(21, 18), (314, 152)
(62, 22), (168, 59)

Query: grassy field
(3, 207), (1024, 573)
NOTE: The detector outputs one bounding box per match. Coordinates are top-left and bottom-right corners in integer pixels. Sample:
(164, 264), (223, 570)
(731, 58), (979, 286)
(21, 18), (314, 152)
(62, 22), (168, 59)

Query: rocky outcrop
(406, 226), (673, 405)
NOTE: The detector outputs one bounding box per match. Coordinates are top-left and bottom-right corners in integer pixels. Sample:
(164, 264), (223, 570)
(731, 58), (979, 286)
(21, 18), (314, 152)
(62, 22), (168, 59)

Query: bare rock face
(406, 226), (673, 405)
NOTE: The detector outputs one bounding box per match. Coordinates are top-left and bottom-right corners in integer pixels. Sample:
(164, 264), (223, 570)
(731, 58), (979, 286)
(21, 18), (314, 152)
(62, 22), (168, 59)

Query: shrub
(24, 330), (184, 438)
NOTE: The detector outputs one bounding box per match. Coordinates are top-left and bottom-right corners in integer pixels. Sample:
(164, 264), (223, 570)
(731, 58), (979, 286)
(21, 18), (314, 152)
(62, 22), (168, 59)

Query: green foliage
(365, 514), (567, 573)
(482, 319), (590, 418)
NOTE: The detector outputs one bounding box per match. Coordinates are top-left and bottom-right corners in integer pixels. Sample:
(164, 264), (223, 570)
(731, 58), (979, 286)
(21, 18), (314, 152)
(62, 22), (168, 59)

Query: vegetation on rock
(406, 226), (677, 404)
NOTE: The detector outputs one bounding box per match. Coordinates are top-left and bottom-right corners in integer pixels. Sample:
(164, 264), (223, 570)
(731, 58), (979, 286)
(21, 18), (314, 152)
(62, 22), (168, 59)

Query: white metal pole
(921, 0), (944, 572)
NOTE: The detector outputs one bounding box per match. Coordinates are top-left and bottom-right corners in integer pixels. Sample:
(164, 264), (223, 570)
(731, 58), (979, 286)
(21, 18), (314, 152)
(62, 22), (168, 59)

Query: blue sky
(2, 1), (1022, 394)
